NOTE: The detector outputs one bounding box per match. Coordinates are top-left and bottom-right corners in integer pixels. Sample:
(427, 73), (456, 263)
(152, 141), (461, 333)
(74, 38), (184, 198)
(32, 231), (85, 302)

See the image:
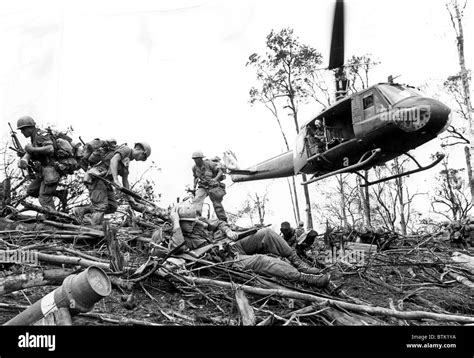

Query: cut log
(234, 287), (256, 326)
(0, 268), (74, 296)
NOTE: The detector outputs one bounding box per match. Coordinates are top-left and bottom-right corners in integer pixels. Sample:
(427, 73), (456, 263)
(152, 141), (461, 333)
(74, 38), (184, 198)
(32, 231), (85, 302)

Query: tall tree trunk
(292, 177), (301, 223)
(286, 178), (298, 224)
(449, 0), (474, 203)
(273, 112), (301, 223)
(464, 146), (474, 202)
(357, 171), (372, 229)
(301, 174), (313, 229)
(290, 106), (313, 228)
(337, 174), (348, 228)
(394, 158), (407, 235)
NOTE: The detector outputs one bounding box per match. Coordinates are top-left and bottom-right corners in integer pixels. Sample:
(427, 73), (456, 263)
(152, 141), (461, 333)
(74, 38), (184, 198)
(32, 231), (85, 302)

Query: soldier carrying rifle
(10, 116), (68, 212)
(191, 150), (227, 222)
(167, 202), (330, 288)
(73, 140), (152, 226)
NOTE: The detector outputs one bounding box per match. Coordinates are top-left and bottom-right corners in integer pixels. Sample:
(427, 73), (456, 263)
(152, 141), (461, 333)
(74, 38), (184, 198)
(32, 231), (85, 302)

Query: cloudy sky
(0, 0), (472, 229)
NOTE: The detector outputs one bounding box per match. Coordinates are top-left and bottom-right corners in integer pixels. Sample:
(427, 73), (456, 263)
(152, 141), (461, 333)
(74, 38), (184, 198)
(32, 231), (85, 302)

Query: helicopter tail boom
(230, 150), (295, 182)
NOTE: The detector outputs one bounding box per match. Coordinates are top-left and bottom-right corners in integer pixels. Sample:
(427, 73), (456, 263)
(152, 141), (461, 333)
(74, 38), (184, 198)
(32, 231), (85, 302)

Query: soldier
(74, 142), (151, 226)
(280, 221), (297, 247)
(169, 204), (330, 288)
(16, 116), (65, 211)
(313, 119), (327, 152)
(191, 150), (227, 222)
(295, 220), (305, 237)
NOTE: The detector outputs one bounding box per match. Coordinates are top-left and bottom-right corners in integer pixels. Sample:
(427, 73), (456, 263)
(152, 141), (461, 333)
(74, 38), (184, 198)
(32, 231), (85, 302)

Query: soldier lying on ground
(167, 205), (330, 288)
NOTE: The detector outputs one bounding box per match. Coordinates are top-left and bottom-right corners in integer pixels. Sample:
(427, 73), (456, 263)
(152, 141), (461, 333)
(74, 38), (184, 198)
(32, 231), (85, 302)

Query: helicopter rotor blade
(328, 0), (345, 70)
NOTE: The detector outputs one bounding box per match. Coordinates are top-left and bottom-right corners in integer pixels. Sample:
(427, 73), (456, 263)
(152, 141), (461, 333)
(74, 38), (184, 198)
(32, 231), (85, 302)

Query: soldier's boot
(298, 273), (330, 288)
(288, 252), (320, 275)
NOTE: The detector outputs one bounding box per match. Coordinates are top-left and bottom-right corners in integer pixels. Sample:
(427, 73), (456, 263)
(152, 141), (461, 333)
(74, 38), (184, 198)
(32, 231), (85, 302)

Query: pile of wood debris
(0, 204), (473, 326)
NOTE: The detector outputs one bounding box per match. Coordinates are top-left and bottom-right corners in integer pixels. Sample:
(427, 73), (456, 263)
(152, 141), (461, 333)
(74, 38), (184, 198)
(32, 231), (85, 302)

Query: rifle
(88, 172), (158, 208)
(8, 122), (35, 179)
(191, 224), (271, 257)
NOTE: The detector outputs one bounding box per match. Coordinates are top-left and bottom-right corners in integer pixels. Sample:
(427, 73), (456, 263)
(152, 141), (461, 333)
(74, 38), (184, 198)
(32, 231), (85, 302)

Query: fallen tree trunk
(37, 252), (111, 271)
(42, 220), (104, 237)
(182, 276), (474, 324)
(447, 271), (474, 289)
(21, 201), (79, 224)
(0, 268), (74, 296)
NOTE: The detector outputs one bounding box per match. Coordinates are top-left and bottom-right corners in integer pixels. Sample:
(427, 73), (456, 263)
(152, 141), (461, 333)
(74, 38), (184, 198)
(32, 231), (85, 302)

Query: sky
(0, 0), (472, 231)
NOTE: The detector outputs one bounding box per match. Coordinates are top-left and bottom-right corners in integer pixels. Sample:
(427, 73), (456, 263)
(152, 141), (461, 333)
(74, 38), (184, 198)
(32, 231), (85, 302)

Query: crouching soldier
(74, 142), (151, 226)
(168, 204), (330, 288)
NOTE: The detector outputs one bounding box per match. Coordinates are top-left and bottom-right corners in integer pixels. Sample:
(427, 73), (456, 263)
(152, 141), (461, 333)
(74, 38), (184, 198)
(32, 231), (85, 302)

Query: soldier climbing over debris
(73, 141), (151, 226)
(168, 203), (330, 288)
(191, 150), (228, 222)
(12, 116), (74, 212)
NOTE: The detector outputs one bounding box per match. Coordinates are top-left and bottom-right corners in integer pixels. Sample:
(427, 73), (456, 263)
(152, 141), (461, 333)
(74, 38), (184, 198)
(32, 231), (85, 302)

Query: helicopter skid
(357, 152), (445, 187)
(301, 148), (382, 185)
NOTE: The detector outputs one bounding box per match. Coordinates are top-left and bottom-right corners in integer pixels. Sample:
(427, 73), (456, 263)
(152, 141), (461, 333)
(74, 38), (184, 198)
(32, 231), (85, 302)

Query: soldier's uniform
(26, 128), (60, 210)
(87, 144), (132, 225)
(192, 159), (227, 221)
(175, 215), (329, 287)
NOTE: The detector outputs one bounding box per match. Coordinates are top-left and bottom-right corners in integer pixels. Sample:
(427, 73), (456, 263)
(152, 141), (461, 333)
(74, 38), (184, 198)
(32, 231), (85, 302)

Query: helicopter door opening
(305, 97), (355, 157)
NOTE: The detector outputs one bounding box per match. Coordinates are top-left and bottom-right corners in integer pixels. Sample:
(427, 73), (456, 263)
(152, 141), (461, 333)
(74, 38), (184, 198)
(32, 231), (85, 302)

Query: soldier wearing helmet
(75, 141), (151, 226)
(16, 116), (62, 211)
(191, 150), (227, 222)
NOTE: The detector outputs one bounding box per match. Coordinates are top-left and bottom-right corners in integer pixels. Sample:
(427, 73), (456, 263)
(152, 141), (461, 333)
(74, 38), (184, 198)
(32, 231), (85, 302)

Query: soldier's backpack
(46, 128), (81, 176)
(81, 138), (117, 166)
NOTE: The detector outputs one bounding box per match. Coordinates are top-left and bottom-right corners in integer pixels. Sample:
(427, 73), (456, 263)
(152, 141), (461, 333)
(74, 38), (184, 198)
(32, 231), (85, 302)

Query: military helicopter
(226, 0), (451, 187)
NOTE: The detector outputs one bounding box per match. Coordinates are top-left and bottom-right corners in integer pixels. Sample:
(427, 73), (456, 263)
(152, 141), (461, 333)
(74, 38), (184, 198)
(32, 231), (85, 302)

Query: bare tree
(370, 158), (422, 234)
(247, 28), (324, 229)
(446, 0), (474, 202)
(233, 191), (269, 226)
(431, 155), (472, 221)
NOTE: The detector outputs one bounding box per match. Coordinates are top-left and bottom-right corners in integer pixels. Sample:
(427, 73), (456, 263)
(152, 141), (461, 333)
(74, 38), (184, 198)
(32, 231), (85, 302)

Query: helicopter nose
(391, 97), (451, 134)
(429, 100), (452, 135)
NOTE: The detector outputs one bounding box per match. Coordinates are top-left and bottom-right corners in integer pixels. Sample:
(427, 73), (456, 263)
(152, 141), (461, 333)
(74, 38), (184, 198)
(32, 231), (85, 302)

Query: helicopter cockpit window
(378, 84), (421, 105)
(363, 95), (374, 109)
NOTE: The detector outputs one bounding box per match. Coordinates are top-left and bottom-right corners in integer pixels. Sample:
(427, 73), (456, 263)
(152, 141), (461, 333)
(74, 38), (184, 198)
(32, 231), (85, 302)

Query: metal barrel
(4, 266), (111, 326)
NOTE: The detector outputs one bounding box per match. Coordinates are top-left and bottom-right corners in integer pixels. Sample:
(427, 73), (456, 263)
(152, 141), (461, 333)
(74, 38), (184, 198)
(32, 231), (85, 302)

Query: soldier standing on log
(191, 150), (228, 222)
